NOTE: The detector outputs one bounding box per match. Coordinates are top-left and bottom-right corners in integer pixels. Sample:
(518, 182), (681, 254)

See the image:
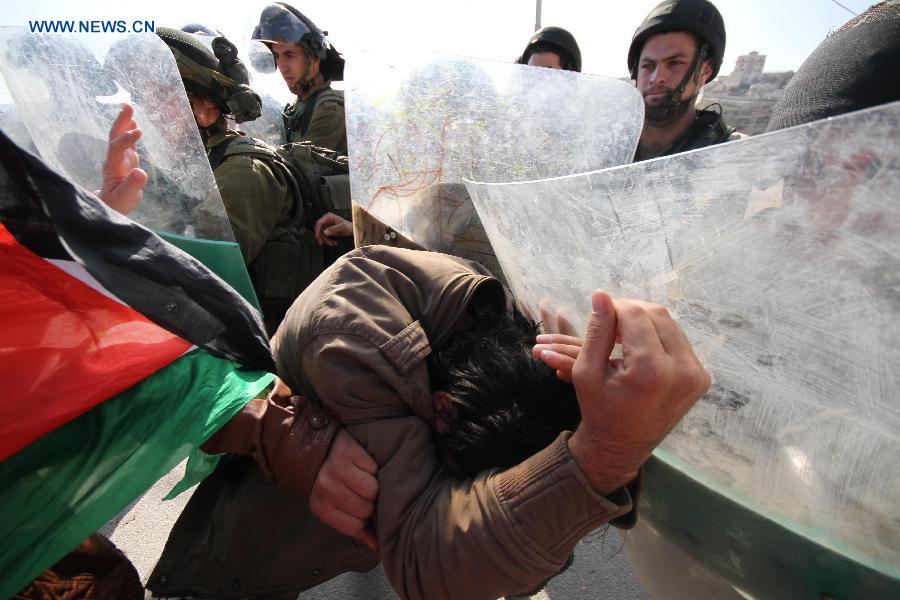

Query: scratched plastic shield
(0, 89), (37, 155)
(467, 101), (900, 576)
(0, 29), (234, 241)
(345, 53), (643, 267)
(233, 37), (290, 146)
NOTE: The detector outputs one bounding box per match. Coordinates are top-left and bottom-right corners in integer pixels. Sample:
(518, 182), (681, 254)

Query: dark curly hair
(429, 303), (581, 477)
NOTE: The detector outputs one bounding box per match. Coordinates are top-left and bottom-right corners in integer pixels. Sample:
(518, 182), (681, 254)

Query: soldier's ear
(700, 59), (714, 85)
(190, 96), (222, 128)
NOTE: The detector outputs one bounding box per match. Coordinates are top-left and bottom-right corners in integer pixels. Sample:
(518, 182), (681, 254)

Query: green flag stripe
(0, 348), (274, 597)
(155, 230), (261, 312)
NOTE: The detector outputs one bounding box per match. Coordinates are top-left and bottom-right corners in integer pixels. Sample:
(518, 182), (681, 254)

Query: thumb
(356, 525), (379, 552)
(118, 168), (148, 197)
(324, 225), (341, 237)
(105, 169), (148, 215)
(576, 290), (617, 375)
(127, 167), (148, 189)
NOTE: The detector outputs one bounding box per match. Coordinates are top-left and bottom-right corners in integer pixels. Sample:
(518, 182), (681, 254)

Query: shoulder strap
(207, 136), (280, 170)
(715, 121), (736, 144)
(207, 136), (239, 171)
(297, 88), (344, 138)
(670, 108), (734, 154)
(208, 136), (306, 228)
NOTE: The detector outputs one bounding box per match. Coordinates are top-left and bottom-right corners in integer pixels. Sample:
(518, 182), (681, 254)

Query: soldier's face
(271, 42), (320, 94)
(527, 51), (563, 70)
(190, 96), (221, 128)
(637, 31), (712, 107)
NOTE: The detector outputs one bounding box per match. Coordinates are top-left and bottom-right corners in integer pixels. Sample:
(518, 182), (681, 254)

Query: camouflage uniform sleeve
(214, 155), (292, 264)
(302, 99), (347, 154)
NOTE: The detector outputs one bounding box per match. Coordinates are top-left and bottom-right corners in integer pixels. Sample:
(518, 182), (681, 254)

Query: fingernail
(542, 349), (560, 360)
(535, 334), (551, 343)
(592, 292), (606, 315)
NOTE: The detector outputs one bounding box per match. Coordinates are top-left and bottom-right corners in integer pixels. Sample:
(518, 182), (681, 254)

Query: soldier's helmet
(156, 26), (262, 123)
(517, 26), (582, 73)
(627, 0), (726, 81)
(252, 3), (345, 81)
(766, 1), (900, 132)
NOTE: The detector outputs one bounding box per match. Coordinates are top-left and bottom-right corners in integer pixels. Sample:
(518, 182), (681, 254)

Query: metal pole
(535, 0), (542, 31)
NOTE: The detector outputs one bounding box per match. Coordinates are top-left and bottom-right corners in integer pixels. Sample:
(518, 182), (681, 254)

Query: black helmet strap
(645, 41), (709, 126)
(198, 120), (224, 143)
(285, 51), (324, 96)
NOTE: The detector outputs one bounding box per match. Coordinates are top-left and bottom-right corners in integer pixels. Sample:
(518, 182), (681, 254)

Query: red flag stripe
(0, 222), (192, 460)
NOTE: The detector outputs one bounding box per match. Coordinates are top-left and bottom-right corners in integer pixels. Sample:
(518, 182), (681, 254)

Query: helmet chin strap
(645, 44), (709, 126)
(296, 55), (323, 94)
(198, 121), (224, 143)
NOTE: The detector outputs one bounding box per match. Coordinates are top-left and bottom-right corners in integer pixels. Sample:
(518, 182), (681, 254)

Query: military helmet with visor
(156, 26), (262, 123)
(252, 3), (345, 81)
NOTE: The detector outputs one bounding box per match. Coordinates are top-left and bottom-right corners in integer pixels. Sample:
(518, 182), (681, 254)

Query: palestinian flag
(0, 128), (275, 596)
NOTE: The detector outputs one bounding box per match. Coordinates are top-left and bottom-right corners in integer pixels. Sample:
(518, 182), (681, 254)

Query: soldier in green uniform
(628, 0), (745, 161)
(157, 27), (330, 334)
(252, 3), (347, 154)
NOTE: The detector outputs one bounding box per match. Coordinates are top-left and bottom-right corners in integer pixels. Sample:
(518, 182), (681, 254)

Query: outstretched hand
(314, 212), (353, 246)
(539, 291), (710, 495)
(98, 103), (148, 215)
(310, 429), (380, 551)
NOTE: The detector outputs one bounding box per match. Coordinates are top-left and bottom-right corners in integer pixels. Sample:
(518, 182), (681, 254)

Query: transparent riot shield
(0, 30), (231, 240)
(0, 29), (257, 307)
(0, 78), (37, 155)
(345, 53), (643, 273)
(236, 38), (291, 146)
(467, 102), (900, 597)
(233, 1), (305, 147)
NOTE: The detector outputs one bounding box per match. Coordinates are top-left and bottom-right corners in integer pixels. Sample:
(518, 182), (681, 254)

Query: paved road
(103, 463), (648, 600)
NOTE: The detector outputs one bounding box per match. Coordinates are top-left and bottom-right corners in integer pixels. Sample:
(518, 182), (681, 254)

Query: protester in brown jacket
(149, 245), (710, 600)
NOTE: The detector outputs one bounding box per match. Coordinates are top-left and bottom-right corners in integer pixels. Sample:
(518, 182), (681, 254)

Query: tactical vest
(667, 107), (736, 156)
(635, 107), (737, 162)
(208, 136), (354, 333)
(283, 87), (344, 143)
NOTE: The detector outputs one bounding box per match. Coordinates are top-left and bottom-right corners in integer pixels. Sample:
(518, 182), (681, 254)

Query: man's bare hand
(98, 103), (148, 215)
(538, 300), (578, 336)
(533, 333), (582, 383)
(314, 212), (353, 246)
(566, 290), (710, 495)
(310, 429), (379, 551)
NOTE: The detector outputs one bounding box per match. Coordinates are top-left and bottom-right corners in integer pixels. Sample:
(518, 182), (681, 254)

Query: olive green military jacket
(148, 246), (638, 600)
(206, 130), (293, 265)
(284, 82), (347, 154)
